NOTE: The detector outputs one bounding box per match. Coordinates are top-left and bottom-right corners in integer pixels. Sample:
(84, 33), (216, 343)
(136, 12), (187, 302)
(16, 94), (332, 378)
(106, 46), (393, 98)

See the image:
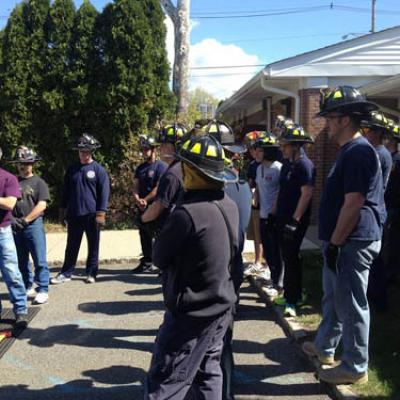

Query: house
(217, 26), (400, 220)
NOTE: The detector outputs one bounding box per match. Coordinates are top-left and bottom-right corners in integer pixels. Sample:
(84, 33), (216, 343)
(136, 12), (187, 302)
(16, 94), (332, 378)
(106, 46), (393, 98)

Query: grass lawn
(300, 250), (400, 399)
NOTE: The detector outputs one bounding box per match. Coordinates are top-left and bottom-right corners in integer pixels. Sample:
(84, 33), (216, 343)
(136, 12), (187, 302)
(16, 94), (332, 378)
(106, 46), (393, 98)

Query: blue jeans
(14, 217), (49, 293)
(315, 240), (380, 374)
(0, 225), (27, 315)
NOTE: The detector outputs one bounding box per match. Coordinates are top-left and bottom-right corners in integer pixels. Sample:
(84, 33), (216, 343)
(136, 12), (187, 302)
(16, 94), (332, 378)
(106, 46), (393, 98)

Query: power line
(190, 64), (266, 70)
(192, 4), (400, 19)
(192, 6), (328, 19)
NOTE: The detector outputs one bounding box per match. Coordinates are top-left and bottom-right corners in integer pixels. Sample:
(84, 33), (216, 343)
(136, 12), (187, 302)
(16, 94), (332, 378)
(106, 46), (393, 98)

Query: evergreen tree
(97, 0), (173, 166)
(37, 0), (76, 193)
(66, 0), (99, 141)
(0, 4), (31, 156)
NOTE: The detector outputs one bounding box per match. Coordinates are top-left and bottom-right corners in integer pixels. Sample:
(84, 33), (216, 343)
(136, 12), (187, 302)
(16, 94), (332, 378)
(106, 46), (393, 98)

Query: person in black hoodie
(145, 134), (239, 399)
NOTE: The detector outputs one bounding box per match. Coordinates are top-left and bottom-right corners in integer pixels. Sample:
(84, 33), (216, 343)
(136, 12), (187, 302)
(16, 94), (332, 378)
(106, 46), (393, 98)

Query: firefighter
(11, 146), (50, 304)
(145, 133), (239, 399)
(253, 133), (283, 294)
(361, 111), (392, 311)
(274, 121), (315, 317)
(140, 124), (186, 234)
(203, 120), (252, 400)
(0, 147), (28, 327)
(51, 134), (110, 285)
(243, 130), (265, 276)
(382, 121), (400, 284)
(302, 86), (384, 385)
(132, 134), (167, 273)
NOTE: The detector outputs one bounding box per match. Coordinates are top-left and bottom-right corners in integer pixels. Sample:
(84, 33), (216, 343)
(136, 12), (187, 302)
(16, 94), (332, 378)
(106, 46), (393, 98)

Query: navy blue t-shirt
(156, 160), (183, 210)
(61, 161), (110, 217)
(319, 136), (385, 242)
(375, 145), (392, 191)
(276, 155), (316, 219)
(134, 160), (167, 199)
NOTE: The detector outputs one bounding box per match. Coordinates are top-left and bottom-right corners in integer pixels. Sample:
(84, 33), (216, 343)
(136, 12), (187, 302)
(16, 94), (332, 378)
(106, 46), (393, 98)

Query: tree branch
(160, 0), (177, 23)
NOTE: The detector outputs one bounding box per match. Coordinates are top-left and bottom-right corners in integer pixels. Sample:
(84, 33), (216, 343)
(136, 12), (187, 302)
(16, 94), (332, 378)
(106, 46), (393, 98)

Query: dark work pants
(145, 310), (232, 400)
(278, 217), (309, 305)
(367, 253), (387, 311)
(260, 218), (283, 288)
(381, 208), (400, 283)
(60, 214), (100, 278)
(139, 224), (153, 263)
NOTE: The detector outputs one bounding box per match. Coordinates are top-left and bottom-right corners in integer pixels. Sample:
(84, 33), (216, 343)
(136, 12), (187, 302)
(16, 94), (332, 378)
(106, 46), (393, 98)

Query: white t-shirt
(255, 160), (282, 219)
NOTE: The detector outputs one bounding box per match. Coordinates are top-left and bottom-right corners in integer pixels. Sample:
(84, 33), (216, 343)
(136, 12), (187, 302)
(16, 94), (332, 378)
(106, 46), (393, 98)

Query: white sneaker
(26, 288), (36, 297)
(50, 274), (71, 285)
(256, 268), (271, 281)
(264, 285), (280, 298)
(85, 276), (96, 284)
(244, 263), (264, 277)
(33, 292), (49, 304)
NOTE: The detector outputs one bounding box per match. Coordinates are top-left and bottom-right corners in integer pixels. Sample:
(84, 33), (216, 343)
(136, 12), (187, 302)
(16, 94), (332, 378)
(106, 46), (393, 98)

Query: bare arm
(330, 192), (365, 246)
(133, 178), (140, 204)
(141, 200), (165, 223)
(143, 185), (158, 204)
(293, 185), (313, 221)
(0, 196), (17, 211)
(24, 201), (47, 223)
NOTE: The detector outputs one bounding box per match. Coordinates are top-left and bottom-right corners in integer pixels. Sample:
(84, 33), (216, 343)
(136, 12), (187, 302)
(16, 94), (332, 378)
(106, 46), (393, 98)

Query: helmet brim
(316, 101), (379, 117)
(176, 153), (238, 183)
(8, 158), (41, 163)
(223, 143), (247, 154)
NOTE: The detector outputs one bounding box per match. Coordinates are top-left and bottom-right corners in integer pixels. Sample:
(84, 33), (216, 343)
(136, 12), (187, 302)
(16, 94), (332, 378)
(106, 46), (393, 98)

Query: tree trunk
(160, 0), (190, 118)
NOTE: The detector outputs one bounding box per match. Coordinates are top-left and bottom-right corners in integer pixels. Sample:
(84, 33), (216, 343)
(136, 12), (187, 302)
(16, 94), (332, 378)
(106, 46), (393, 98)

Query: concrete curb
(48, 257), (140, 268)
(248, 276), (359, 400)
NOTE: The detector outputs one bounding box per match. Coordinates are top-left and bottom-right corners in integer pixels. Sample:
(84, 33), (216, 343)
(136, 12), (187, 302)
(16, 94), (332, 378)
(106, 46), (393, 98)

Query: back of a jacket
(153, 190), (239, 318)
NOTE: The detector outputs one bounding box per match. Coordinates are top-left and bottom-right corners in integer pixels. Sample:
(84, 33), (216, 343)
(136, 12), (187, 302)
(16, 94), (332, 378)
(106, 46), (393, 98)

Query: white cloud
(164, 18), (260, 100)
(190, 39), (260, 100)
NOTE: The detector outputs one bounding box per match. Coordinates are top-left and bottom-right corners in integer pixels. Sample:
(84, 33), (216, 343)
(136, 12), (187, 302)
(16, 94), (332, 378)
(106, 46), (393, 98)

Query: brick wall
(299, 88), (339, 223)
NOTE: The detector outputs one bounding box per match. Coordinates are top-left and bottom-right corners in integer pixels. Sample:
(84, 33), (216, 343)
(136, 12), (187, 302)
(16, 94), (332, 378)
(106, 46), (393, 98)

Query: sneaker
(302, 341), (334, 365)
(318, 365), (368, 385)
(274, 296), (287, 306)
(263, 285), (280, 298)
(145, 264), (160, 274)
(33, 292), (49, 305)
(50, 274), (71, 285)
(255, 268), (271, 281)
(85, 276), (96, 284)
(14, 314), (28, 329)
(244, 263), (264, 277)
(283, 304), (297, 317)
(26, 288), (37, 297)
(131, 259), (150, 274)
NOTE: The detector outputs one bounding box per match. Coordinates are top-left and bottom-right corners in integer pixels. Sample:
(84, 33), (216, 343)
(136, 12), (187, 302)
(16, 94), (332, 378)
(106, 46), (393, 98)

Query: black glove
(325, 243), (340, 274)
(283, 217), (300, 242)
(12, 218), (28, 233)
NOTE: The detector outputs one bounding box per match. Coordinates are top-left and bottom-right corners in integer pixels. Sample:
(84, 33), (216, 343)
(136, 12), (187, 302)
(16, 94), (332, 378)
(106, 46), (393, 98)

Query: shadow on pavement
(78, 300), (164, 315)
(24, 325), (157, 352)
(125, 287), (162, 297)
(0, 365), (145, 400)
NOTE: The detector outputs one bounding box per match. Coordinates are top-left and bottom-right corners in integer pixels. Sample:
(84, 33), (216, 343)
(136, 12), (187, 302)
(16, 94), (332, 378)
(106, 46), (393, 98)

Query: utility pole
(371, 0), (376, 33)
(160, 0), (190, 118)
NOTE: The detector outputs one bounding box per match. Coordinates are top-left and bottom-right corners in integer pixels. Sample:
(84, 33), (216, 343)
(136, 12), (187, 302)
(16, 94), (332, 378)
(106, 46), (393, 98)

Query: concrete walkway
(46, 228), (320, 264)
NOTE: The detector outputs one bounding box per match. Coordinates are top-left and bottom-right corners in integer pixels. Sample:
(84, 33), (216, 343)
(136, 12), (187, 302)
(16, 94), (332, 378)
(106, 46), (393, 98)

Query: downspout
(260, 74), (300, 123)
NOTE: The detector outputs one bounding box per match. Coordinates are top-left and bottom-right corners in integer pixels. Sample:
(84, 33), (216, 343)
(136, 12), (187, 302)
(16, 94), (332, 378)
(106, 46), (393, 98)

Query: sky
(1, 0), (400, 99)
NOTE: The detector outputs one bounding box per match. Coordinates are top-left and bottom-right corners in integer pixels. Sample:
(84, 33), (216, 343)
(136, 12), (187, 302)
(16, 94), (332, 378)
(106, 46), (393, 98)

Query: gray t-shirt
(255, 161), (282, 219)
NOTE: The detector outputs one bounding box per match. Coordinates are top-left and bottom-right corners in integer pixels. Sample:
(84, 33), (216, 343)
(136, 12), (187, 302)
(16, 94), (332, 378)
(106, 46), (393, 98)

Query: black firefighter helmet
(177, 134), (238, 183)
(317, 86), (378, 117)
(73, 133), (101, 151)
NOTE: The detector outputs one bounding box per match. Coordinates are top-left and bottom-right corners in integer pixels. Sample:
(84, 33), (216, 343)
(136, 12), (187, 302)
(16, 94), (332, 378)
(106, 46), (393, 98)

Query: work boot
(302, 341), (335, 365)
(14, 314), (28, 329)
(318, 365), (368, 385)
